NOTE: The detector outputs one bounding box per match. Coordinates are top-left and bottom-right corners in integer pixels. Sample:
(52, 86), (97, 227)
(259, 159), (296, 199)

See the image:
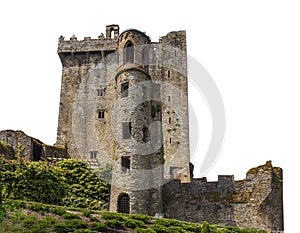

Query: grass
(0, 199), (266, 233)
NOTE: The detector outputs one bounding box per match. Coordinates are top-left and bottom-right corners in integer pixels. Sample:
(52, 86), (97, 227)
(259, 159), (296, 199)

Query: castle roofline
(119, 28), (151, 42)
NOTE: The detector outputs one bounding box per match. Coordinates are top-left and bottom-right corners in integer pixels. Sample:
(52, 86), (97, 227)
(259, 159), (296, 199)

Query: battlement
(163, 161), (283, 231)
(58, 25), (120, 53)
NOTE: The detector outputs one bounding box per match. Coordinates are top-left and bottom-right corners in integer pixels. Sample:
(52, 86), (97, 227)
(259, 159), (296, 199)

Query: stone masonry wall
(0, 130), (69, 162)
(163, 161), (283, 232)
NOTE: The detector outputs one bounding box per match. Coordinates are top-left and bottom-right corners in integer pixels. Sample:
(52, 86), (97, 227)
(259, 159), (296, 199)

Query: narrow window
(169, 117), (172, 124)
(98, 110), (105, 119)
(167, 70), (170, 78)
(167, 96), (171, 102)
(124, 41), (134, 64)
(143, 126), (149, 143)
(90, 151), (97, 159)
(122, 122), (132, 139)
(121, 82), (129, 98)
(97, 88), (104, 97)
(118, 193), (130, 214)
(170, 137), (172, 144)
(121, 156), (130, 172)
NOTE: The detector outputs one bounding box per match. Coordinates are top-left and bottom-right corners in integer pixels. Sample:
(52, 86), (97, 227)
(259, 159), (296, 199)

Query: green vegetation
(0, 199), (266, 233)
(0, 157), (110, 210)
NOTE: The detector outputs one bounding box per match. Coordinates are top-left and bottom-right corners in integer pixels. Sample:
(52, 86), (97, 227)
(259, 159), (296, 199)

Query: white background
(0, 0), (298, 231)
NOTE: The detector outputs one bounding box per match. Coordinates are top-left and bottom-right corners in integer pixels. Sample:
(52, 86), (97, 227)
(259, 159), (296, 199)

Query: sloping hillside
(0, 199), (266, 233)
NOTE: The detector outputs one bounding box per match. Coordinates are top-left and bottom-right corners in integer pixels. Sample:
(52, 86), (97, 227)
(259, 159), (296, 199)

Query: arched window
(142, 46), (149, 65)
(118, 193), (130, 214)
(124, 41), (134, 64)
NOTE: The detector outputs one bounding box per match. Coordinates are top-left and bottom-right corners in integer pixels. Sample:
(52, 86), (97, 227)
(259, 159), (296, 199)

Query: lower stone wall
(0, 130), (70, 162)
(163, 161), (283, 232)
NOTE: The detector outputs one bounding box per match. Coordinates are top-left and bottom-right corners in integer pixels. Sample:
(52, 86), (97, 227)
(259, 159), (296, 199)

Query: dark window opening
(118, 193), (130, 214)
(167, 96), (171, 102)
(97, 88), (104, 97)
(169, 117), (172, 124)
(121, 156), (130, 172)
(143, 126), (150, 143)
(32, 142), (42, 161)
(98, 110), (105, 119)
(167, 70), (170, 78)
(124, 41), (134, 64)
(90, 151), (97, 159)
(122, 122), (132, 139)
(170, 137), (172, 144)
(121, 82), (129, 98)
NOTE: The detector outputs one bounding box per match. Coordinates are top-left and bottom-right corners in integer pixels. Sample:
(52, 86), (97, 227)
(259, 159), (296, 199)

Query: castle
(54, 25), (283, 232)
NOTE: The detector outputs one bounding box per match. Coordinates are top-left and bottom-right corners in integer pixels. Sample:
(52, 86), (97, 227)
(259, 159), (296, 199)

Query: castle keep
(56, 25), (283, 232)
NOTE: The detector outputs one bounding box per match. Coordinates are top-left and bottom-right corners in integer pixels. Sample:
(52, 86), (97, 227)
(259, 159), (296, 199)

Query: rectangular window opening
(121, 156), (130, 172)
(97, 88), (104, 97)
(90, 151), (97, 159)
(121, 82), (129, 98)
(98, 110), (105, 119)
(167, 96), (171, 102)
(122, 122), (132, 139)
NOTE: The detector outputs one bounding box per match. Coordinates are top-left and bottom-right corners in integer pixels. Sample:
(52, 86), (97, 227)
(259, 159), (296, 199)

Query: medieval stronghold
(0, 25), (283, 232)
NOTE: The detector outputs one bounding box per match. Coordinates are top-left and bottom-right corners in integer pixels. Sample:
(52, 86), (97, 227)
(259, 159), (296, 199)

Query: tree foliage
(0, 157), (111, 210)
(57, 159), (110, 210)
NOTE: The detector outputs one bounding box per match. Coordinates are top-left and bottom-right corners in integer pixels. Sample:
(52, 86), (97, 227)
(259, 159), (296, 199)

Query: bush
(125, 219), (145, 228)
(22, 214), (37, 228)
(129, 214), (151, 223)
(151, 223), (169, 233)
(201, 221), (211, 233)
(105, 219), (124, 228)
(135, 228), (156, 233)
(58, 159), (110, 210)
(50, 206), (67, 216)
(169, 226), (185, 233)
(62, 212), (81, 220)
(90, 222), (107, 231)
(101, 212), (126, 221)
(184, 224), (202, 232)
(53, 219), (88, 233)
(82, 209), (91, 217)
(73, 230), (96, 233)
(1, 160), (66, 205)
(28, 203), (49, 214)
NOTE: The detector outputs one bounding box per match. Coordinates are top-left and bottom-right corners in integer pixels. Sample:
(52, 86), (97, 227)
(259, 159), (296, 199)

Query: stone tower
(56, 25), (190, 215)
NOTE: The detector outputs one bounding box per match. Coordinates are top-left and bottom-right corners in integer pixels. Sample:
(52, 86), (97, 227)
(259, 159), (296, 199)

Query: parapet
(58, 25), (120, 53)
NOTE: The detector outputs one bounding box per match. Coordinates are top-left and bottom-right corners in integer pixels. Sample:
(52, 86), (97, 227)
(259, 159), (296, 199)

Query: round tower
(109, 30), (164, 215)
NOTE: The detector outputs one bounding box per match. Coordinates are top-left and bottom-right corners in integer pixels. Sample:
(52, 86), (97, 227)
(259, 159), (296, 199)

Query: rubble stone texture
(56, 25), (283, 232)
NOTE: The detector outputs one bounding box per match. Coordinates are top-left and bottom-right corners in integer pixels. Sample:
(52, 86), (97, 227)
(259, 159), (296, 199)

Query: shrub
(28, 203), (49, 214)
(58, 159), (110, 210)
(50, 206), (67, 216)
(53, 219), (88, 233)
(201, 221), (211, 233)
(151, 223), (169, 233)
(125, 219), (145, 228)
(73, 230), (96, 233)
(184, 224), (202, 232)
(82, 209), (91, 217)
(169, 226), (185, 233)
(90, 222), (107, 231)
(129, 214), (151, 223)
(62, 212), (81, 220)
(105, 219), (124, 228)
(101, 212), (126, 221)
(22, 214), (37, 228)
(135, 228), (156, 233)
